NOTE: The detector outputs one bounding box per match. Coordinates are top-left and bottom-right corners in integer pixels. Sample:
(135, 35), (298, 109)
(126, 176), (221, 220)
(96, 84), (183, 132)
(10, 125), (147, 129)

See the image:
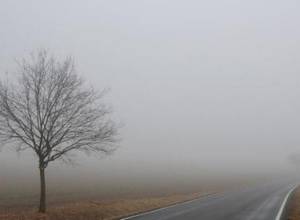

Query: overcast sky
(1, 0), (300, 191)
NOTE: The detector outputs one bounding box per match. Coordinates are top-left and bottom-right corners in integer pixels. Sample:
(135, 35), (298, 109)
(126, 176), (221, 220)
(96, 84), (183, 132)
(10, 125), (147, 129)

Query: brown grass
(0, 192), (206, 220)
(288, 188), (300, 220)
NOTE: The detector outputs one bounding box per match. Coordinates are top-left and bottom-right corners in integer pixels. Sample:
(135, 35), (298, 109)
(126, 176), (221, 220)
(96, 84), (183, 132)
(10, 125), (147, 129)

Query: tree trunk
(39, 167), (46, 213)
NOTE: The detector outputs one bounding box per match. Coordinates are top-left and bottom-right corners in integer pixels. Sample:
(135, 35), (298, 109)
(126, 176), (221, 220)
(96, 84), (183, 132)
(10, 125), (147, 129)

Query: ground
(288, 188), (300, 220)
(0, 192), (206, 220)
(0, 177), (265, 220)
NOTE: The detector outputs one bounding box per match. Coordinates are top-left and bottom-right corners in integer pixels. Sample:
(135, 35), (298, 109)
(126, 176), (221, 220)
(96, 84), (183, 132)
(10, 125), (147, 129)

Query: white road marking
(121, 185), (298, 220)
(275, 185), (298, 220)
(121, 193), (212, 220)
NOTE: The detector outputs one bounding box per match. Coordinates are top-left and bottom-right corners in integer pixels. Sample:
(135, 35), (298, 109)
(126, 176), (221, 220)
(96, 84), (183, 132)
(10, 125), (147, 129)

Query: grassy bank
(288, 187), (300, 220)
(0, 192), (206, 220)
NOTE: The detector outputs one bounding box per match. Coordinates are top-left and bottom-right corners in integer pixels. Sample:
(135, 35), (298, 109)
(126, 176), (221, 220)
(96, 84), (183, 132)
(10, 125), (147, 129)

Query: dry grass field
(0, 192), (206, 220)
(288, 187), (300, 220)
(0, 176), (266, 220)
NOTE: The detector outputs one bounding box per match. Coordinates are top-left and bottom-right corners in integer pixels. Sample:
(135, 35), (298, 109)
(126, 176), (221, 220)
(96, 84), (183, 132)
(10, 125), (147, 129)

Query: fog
(1, 0), (300, 196)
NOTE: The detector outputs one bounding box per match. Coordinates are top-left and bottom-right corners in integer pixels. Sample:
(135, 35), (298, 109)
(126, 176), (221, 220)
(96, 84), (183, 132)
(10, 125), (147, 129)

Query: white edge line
(120, 193), (212, 220)
(122, 185), (298, 220)
(275, 184), (298, 220)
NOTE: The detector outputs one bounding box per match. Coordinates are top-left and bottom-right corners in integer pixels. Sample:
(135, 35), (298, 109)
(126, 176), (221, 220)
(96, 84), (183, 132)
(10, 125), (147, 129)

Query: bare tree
(0, 50), (118, 213)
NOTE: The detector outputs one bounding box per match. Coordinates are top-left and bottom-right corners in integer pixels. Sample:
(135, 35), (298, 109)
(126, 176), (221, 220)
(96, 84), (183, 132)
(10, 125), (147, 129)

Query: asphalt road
(122, 182), (296, 220)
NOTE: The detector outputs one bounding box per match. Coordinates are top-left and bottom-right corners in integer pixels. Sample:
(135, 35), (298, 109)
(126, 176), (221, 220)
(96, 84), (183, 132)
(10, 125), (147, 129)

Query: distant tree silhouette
(288, 153), (300, 167)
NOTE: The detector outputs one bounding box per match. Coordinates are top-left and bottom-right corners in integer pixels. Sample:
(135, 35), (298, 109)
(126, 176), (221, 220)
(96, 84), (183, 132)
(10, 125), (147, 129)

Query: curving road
(122, 182), (296, 220)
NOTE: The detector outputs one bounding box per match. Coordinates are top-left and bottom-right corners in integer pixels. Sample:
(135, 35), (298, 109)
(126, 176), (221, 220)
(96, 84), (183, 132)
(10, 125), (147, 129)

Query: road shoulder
(286, 186), (300, 220)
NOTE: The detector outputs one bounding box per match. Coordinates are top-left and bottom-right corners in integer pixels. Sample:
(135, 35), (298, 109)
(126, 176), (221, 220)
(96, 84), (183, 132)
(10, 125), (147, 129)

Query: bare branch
(0, 50), (119, 168)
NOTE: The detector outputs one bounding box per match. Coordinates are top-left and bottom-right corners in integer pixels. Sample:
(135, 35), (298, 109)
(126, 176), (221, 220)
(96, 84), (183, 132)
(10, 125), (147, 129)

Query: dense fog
(1, 0), (300, 196)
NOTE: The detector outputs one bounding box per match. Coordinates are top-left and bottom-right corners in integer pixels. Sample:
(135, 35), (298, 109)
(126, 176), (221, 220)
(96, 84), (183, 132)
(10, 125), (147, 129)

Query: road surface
(122, 182), (296, 220)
